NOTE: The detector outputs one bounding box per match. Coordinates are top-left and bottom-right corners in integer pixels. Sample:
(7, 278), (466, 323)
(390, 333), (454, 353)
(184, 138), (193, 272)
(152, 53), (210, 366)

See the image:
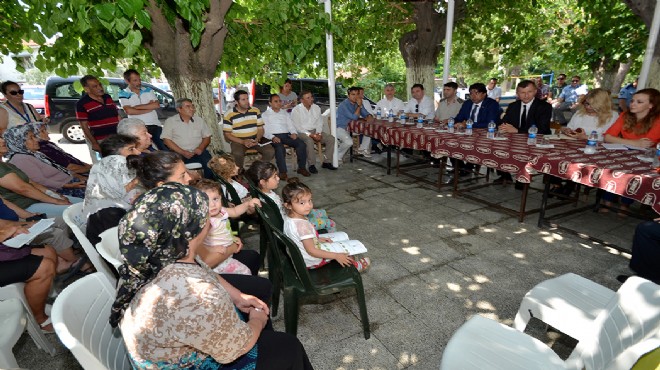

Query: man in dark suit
(454, 82), (501, 128)
(495, 79), (553, 184)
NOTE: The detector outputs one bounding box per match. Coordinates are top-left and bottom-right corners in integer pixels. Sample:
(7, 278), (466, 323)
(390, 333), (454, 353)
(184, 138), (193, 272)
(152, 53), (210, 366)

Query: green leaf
(135, 9), (152, 29)
(117, 0), (143, 17)
(114, 17), (132, 35)
(119, 29), (143, 57)
(95, 3), (115, 22)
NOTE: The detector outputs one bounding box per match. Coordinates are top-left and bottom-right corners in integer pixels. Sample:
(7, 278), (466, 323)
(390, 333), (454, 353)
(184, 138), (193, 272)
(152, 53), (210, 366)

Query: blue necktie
(470, 104), (479, 122)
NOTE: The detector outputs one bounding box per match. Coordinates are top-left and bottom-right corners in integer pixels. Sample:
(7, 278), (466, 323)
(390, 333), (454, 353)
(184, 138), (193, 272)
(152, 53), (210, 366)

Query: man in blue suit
(454, 82), (501, 128)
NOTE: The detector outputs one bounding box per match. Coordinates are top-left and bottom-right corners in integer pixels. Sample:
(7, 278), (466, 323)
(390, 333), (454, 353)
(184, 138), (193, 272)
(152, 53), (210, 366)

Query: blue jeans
(272, 134), (307, 173)
(26, 196), (83, 218)
(630, 221), (660, 283)
(147, 125), (167, 151)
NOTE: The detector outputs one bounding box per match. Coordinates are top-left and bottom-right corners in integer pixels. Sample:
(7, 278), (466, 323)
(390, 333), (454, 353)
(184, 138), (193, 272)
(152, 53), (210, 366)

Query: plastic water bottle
(416, 115), (424, 128)
(654, 143), (660, 167)
(388, 108), (394, 122)
(527, 125), (538, 145)
(399, 110), (406, 124)
(584, 131), (598, 154)
(376, 107), (382, 120)
(487, 121), (496, 139)
(465, 119), (473, 135)
(447, 117), (455, 133)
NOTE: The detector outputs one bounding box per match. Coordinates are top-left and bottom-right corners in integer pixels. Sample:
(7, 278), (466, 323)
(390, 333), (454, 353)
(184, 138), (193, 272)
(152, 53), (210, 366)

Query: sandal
(354, 257), (371, 273)
(40, 317), (55, 334)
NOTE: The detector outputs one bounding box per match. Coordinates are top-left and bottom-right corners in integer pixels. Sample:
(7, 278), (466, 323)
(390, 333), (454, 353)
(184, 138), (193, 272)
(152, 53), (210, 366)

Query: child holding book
(192, 179), (261, 275)
(281, 178), (370, 272)
(246, 160), (336, 232)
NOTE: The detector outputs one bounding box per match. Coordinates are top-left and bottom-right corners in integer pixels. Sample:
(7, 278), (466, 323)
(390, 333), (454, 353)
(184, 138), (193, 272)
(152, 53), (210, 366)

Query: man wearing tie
(454, 82), (501, 128)
(495, 79), (552, 184)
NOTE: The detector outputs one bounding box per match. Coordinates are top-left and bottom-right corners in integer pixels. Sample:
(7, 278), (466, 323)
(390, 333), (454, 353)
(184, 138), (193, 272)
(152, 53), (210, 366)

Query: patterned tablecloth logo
(501, 164), (520, 172)
(483, 159), (499, 167)
(653, 177), (660, 191)
(476, 146), (491, 154)
(541, 163), (552, 173)
(612, 170), (632, 178)
(571, 171), (582, 182)
(558, 161), (570, 174)
(460, 143), (475, 150)
(435, 149), (450, 157)
(589, 168), (603, 183)
(451, 152), (465, 160)
(494, 150), (510, 159)
(641, 192), (657, 206)
(626, 175), (643, 195)
(466, 155), (481, 164)
(446, 140), (460, 148)
(513, 154), (532, 162)
(605, 180), (617, 193)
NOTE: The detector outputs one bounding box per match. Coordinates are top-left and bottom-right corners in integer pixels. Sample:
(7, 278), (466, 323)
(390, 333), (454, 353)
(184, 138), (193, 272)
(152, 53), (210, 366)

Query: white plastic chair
(51, 272), (132, 370)
(0, 298), (27, 368)
(513, 273), (616, 344)
(0, 283), (57, 356)
(62, 203), (116, 284)
(96, 227), (122, 271)
(440, 276), (660, 370)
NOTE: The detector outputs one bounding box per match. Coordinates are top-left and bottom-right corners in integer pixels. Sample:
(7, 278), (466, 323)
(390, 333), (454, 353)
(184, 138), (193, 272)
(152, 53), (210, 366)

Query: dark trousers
(146, 125), (166, 151)
(220, 274), (273, 331)
(233, 249), (261, 275)
(255, 330), (314, 370)
(182, 149), (213, 179)
(601, 191), (634, 205)
(272, 134), (307, 173)
(630, 221), (660, 283)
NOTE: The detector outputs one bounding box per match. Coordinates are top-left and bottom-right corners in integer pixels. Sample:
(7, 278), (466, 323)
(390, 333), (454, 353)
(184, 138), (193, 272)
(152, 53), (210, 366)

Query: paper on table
(536, 144), (555, 149)
(625, 144), (647, 151)
(3, 219), (55, 248)
(602, 143), (629, 150)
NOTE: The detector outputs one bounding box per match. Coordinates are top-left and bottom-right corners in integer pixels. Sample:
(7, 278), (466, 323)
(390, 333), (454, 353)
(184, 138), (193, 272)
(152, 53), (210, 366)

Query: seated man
(552, 75), (585, 124)
(497, 80), (552, 184)
(376, 84), (405, 116)
(355, 87), (376, 156)
(116, 117), (155, 154)
(434, 81), (464, 125)
(454, 82), (501, 128)
(336, 86), (374, 160)
(161, 98), (213, 178)
(404, 83), (435, 119)
(291, 91), (337, 172)
(486, 78), (502, 103)
(223, 90), (275, 170)
(618, 220), (660, 284)
(262, 94), (310, 179)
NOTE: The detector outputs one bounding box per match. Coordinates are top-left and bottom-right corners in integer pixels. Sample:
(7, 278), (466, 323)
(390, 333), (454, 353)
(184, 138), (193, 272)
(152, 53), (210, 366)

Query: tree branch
(145, 0), (176, 72)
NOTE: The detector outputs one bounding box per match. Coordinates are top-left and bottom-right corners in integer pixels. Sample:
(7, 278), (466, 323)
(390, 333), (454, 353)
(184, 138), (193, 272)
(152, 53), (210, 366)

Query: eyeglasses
(7, 90), (24, 95)
(415, 104), (419, 113)
(572, 80), (579, 83)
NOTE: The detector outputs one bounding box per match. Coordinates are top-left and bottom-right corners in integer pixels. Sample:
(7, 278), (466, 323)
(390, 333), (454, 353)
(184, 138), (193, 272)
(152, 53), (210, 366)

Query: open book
(3, 219), (55, 248)
(319, 231), (367, 256)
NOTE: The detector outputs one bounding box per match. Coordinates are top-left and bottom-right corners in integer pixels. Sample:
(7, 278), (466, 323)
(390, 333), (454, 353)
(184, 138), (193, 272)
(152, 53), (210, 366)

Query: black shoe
(616, 274), (631, 283)
(322, 162), (338, 170)
(308, 165), (318, 174)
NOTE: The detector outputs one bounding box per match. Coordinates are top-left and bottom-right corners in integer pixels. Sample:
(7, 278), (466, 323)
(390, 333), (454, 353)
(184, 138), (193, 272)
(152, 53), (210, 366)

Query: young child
(208, 154), (252, 207)
(192, 179), (261, 275)
(281, 178), (370, 272)
(246, 160), (336, 232)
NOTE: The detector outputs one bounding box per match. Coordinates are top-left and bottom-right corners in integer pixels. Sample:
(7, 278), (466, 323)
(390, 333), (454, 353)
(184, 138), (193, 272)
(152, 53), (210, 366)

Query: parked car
(21, 85), (46, 115)
(250, 78), (375, 113)
(44, 76), (177, 143)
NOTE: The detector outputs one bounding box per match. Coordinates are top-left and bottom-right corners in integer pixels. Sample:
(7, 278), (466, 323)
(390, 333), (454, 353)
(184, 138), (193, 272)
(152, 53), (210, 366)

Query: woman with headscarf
(31, 123), (92, 175)
(112, 179), (313, 369)
(3, 124), (87, 198)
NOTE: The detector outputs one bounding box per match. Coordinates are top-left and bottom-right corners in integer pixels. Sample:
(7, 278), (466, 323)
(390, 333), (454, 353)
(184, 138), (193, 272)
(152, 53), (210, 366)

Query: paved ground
(11, 142), (640, 370)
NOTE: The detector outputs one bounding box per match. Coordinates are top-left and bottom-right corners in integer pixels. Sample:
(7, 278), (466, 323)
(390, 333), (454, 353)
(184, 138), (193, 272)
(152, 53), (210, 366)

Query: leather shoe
(296, 168), (311, 177)
(279, 172), (288, 181)
(309, 165), (318, 174)
(322, 162), (338, 170)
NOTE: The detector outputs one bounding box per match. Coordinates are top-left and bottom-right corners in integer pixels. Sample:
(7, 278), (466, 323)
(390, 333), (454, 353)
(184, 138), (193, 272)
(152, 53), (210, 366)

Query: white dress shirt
(261, 108), (297, 139)
(290, 103), (323, 134)
(376, 97), (405, 115)
(404, 95), (435, 118)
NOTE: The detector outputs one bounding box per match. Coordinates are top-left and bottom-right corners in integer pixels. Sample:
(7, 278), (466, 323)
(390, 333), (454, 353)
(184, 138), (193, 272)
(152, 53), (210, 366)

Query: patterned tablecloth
(530, 146), (660, 213)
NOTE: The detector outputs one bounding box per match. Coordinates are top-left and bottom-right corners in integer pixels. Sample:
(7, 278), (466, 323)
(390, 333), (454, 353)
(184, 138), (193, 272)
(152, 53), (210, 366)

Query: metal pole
(638, 0), (660, 89)
(441, 0), (455, 85)
(321, 0), (339, 167)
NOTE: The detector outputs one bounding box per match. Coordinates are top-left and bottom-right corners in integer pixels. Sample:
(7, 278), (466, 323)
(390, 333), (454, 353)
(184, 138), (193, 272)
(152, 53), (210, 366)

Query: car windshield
(22, 87), (44, 100)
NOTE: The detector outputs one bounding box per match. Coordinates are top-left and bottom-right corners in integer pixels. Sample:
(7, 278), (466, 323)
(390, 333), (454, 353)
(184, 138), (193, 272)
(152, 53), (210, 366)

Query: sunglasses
(415, 104), (419, 113)
(7, 90), (24, 95)
(572, 80), (579, 83)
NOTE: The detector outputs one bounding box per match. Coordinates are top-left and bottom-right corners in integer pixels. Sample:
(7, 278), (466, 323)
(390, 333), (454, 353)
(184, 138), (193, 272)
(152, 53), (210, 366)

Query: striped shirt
(223, 107), (263, 139)
(75, 94), (119, 141)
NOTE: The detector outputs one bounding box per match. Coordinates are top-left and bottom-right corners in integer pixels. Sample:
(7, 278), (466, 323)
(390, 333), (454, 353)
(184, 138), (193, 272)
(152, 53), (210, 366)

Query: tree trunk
(623, 0), (660, 89)
(399, 0), (466, 99)
(592, 55), (619, 90)
(611, 60), (632, 94)
(143, 0), (232, 153)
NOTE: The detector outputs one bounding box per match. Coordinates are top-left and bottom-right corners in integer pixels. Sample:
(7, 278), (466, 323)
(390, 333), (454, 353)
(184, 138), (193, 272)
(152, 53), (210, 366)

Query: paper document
(602, 143), (628, 150)
(259, 141), (272, 147)
(3, 219), (55, 248)
(319, 232), (367, 255)
(625, 145), (647, 151)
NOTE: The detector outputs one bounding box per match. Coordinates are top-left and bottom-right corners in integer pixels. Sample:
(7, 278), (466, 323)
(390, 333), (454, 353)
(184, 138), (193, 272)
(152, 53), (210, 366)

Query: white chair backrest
(577, 276), (660, 370)
(62, 204), (116, 284)
(51, 272), (132, 370)
(96, 227), (123, 271)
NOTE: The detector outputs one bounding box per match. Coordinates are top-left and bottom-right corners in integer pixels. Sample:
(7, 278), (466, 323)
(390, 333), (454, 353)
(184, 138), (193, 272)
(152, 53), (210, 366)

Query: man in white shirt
(290, 91), (337, 172)
(404, 84), (435, 119)
(262, 94), (310, 179)
(434, 81), (464, 124)
(118, 69), (165, 150)
(376, 84), (405, 117)
(486, 78), (502, 103)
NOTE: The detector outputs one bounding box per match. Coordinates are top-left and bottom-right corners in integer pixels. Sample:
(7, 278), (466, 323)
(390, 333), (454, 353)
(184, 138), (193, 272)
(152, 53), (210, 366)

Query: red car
(20, 84), (46, 115)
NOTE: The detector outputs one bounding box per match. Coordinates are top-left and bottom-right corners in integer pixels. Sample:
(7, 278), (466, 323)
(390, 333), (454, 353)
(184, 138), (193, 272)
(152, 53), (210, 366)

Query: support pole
(638, 0), (660, 89)
(441, 0), (455, 85)
(321, 0), (339, 167)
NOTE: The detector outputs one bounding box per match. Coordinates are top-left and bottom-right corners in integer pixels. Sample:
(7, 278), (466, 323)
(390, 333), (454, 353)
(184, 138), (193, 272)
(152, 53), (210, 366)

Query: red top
(605, 112), (660, 143)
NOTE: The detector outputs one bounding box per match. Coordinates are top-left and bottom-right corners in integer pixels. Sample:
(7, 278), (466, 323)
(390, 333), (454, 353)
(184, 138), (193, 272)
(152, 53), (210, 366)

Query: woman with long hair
(604, 88), (660, 147)
(562, 88), (618, 140)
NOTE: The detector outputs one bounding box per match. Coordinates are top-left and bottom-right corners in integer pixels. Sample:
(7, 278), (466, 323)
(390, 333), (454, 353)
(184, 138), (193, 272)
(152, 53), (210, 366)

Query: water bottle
(416, 115), (424, 128)
(465, 119), (473, 135)
(447, 117), (455, 133)
(388, 108), (394, 123)
(584, 130), (598, 154)
(376, 107), (382, 120)
(654, 143), (660, 167)
(487, 121), (496, 139)
(527, 125), (538, 145)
